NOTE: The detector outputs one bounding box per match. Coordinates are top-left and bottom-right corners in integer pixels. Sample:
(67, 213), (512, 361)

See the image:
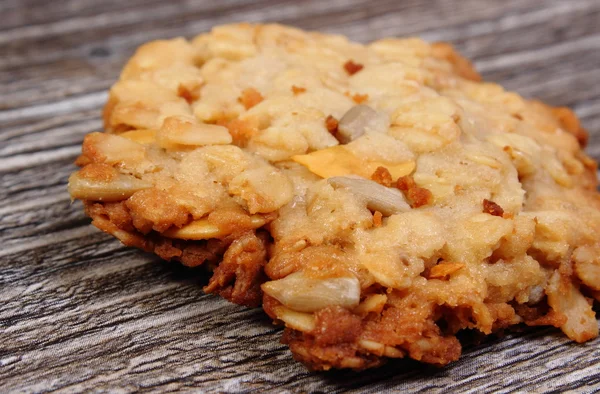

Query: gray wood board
(1, 0), (599, 392)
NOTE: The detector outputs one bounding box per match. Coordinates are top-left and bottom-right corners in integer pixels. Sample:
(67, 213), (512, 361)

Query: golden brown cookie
(69, 23), (600, 371)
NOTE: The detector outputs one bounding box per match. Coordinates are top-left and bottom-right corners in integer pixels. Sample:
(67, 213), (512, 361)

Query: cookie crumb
(224, 118), (258, 145)
(371, 166), (393, 187)
(352, 93), (369, 104)
(325, 115), (339, 134)
(291, 85), (306, 95)
(373, 211), (383, 227)
(483, 199), (504, 217)
(344, 60), (364, 75)
(396, 176), (433, 208)
(239, 87), (264, 110)
(177, 84), (201, 103)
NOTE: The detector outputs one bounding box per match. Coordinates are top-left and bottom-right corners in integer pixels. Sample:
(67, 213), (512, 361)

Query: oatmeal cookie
(69, 23), (600, 370)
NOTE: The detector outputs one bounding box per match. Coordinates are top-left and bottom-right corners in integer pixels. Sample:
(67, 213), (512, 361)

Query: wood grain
(1, 0), (599, 392)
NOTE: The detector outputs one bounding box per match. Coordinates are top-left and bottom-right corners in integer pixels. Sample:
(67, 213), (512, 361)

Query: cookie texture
(69, 23), (600, 371)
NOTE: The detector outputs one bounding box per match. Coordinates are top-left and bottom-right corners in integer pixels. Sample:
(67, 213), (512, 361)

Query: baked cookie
(69, 23), (600, 371)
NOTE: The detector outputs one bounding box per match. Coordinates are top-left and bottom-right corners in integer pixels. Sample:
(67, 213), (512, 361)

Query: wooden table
(2, 1), (599, 392)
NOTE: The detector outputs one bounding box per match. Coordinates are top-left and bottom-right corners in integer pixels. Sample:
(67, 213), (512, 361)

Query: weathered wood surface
(1, 0), (600, 392)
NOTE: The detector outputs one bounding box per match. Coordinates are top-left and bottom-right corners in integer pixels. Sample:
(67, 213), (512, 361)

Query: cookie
(69, 23), (600, 371)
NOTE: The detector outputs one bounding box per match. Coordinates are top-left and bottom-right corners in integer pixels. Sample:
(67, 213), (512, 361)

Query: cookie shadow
(317, 357), (444, 389)
(149, 253), (214, 287)
(313, 326), (567, 391)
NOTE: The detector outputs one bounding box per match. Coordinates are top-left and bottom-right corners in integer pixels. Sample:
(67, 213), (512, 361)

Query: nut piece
(328, 176), (411, 216)
(68, 166), (152, 202)
(527, 285), (545, 305)
(273, 306), (316, 332)
(163, 215), (266, 240)
(229, 166), (294, 214)
(358, 339), (385, 354)
(119, 129), (157, 144)
(428, 262), (465, 279)
(383, 346), (405, 358)
(262, 271), (361, 313)
(292, 145), (415, 180)
(354, 294), (387, 315)
(337, 105), (384, 144)
(158, 116), (232, 148)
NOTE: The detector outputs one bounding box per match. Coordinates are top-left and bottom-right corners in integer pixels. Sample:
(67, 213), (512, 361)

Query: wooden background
(1, 0), (600, 392)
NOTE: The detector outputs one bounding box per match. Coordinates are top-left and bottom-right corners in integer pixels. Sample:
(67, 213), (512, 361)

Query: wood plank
(1, 0), (599, 392)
